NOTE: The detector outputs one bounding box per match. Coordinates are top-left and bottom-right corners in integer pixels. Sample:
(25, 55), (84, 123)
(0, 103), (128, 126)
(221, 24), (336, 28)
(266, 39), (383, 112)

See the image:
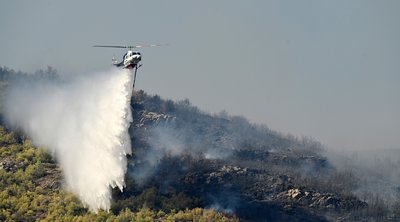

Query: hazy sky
(1, 0), (399, 151)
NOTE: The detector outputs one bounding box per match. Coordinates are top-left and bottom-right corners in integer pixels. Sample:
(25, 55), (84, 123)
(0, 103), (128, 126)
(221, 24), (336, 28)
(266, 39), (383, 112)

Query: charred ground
(108, 90), (399, 221)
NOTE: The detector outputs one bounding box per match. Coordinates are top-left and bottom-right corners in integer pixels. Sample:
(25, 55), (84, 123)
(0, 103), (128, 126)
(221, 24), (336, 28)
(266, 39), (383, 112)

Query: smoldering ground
(129, 121), (235, 185)
(326, 148), (400, 205)
(127, 94), (400, 220)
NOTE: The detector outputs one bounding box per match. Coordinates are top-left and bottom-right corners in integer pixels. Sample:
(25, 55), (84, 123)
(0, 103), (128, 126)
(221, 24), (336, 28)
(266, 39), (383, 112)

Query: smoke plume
(4, 68), (133, 211)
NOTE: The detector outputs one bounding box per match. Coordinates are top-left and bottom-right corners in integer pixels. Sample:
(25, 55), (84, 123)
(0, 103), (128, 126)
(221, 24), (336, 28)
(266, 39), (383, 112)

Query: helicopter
(93, 44), (166, 88)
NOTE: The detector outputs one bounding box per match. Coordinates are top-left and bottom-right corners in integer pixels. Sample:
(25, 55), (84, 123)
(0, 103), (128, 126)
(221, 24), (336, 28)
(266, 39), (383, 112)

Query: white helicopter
(93, 44), (166, 88)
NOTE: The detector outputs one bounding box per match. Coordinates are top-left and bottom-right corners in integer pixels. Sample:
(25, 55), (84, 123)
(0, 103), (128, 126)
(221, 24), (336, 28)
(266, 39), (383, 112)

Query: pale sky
(1, 0), (399, 151)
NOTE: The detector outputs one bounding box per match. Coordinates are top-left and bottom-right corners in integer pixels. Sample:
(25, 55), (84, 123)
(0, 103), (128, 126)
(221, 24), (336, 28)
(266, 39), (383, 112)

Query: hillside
(124, 91), (394, 221)
(0, 126), (234, 221)
(0, 67), (399, 221)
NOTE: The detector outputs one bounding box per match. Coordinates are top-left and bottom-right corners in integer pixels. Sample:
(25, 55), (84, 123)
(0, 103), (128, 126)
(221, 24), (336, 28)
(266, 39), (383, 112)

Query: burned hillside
(109, 90), (398, 221)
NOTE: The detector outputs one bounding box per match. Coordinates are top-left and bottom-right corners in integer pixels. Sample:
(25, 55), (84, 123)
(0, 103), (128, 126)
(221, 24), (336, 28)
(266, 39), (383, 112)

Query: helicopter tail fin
(112, 57), (118, 65)
(111, 57), (124, 67)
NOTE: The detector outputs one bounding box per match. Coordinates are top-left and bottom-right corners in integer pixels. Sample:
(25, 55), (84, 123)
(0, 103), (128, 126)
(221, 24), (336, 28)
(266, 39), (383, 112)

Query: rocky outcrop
(34, 165), (62, 190)
(276, 188), (367, 211)
(206, 165), (248, 184)
(134, 111), (175, 128)
(0, 157), (18, 172)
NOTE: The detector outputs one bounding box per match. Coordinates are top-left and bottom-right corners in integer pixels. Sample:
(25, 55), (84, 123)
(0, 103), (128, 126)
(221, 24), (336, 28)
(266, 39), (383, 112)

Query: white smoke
(4, 68), (133, 211)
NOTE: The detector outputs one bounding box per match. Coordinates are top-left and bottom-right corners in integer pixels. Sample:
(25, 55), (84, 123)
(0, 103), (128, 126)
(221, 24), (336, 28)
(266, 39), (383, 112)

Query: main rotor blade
(130, 44), (168, 48)
(93, 45), (127, 49)
(93, 44), (168, 49)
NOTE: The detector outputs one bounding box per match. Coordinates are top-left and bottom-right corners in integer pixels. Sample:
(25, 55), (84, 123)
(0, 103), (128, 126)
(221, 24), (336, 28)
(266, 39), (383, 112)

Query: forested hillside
(0, 66), (399, 221)
(0, 126), (233, 221)
(0, 66), (234, 221)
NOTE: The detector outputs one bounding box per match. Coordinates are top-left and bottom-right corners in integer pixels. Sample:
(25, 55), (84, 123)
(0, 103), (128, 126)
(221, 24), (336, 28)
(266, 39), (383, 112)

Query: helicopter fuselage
(121, 50), (142, 69)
